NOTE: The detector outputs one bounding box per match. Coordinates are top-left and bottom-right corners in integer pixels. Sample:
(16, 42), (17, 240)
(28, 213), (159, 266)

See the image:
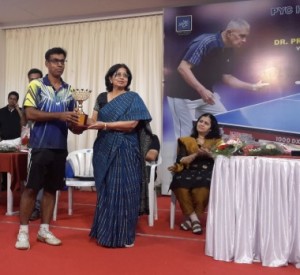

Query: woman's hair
(105, 63), (132, 92)
(191, 113), (222, 139)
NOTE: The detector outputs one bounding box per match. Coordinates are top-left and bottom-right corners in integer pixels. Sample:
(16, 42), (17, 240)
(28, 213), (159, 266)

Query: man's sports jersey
(165, 32), (233, 100)
(23, 75), (75, 149)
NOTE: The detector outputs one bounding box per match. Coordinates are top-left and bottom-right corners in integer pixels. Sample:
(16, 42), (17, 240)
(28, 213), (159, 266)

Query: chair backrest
(145, 154), (162, 168)
(145, 154), (162, 184)
(67, 149), (94, 178)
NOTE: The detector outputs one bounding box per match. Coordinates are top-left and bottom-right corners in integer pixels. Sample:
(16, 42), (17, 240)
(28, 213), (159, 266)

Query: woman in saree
(87, 64), (152, 248)
(168, 113), (222, 234)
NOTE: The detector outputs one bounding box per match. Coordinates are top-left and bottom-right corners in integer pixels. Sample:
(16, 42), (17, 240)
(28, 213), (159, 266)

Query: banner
(162, 0), (300, 194)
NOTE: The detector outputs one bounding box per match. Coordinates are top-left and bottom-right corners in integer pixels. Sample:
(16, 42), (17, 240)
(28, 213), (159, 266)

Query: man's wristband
(104, 123), (107, 130)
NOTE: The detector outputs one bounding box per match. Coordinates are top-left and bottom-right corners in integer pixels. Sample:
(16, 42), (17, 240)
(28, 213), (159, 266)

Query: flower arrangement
(241, 142), (285, 156)
(0, 137), (21, 152)
(212, 137), (244, 157)
(212, 138), (287, 158)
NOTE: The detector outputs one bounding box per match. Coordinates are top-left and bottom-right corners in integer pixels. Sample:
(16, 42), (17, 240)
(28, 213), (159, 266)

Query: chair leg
(6, 173), (14, 216)
(53, 191), (60, 221)
(148, 183), (154, 227)
(148, 164), (159, 226)
(170, 191), (176, 229)
(68, 187), (73, 215)
(154, 188), (158, 221)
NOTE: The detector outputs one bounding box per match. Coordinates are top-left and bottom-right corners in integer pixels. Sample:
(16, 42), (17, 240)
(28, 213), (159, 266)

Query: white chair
(53, 150), (161, 224)
(146, 155), (162, 227)
(170, 191), (177, 229)
(53, 149), (94, 220)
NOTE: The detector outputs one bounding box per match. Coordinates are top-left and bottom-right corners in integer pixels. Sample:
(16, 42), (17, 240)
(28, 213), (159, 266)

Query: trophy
(72, 89), (92, 126)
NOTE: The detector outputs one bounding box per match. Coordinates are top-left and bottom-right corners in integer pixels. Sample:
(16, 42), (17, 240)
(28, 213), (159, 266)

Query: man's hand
(178, 60), (215, 105)
(222, 74), (269, 93)
(69, 125), (85, 135)
(15, 103), (20, 110)
(59, 112), (80, 124)
(252, 80), (270, 91)
(198, 88), (215, 105)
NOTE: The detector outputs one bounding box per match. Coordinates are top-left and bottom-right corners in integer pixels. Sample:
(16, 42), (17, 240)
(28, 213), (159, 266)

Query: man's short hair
(45, 47), (67, 61)
(27, 68), (43, 78)
(226, 19), (250, 31)
(8, 91), (19, 100)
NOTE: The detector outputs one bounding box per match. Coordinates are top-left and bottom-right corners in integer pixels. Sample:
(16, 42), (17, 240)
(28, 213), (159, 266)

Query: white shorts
(167, 94), (226, 139)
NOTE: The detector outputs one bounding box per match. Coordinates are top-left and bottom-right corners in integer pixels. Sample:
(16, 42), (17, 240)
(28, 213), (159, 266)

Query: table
(215, 93), (300, 142)
(0, 151), (28, 215)
(205, 155), (300, 268)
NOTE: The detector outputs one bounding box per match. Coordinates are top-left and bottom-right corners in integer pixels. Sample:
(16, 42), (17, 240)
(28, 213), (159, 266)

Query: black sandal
(191, 221), (202, 235)
(180, 220), (192, 231)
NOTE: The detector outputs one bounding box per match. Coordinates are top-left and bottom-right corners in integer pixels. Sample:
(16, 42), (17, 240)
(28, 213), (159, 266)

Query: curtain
(4, 15), (163, 151)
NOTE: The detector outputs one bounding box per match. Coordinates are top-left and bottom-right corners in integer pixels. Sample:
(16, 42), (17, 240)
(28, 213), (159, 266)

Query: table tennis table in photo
(215, 93), (300, 145)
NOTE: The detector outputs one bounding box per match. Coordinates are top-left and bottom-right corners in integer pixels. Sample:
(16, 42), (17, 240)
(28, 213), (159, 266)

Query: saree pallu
(90, 91), (152, 247)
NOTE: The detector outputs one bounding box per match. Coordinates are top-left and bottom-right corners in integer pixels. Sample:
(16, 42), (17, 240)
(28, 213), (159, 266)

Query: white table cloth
(205, 156), (300, 268)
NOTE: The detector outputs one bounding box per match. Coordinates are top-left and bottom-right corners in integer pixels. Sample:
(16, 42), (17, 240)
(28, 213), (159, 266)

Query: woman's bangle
(104, 123), (107, 131)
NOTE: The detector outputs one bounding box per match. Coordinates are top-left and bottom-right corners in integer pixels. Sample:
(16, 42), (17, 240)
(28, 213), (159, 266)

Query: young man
(0, 91), (24, 141)
(15, 47), (82, 250)
(27, 68), (43, 82)
(0, 91), (24, 190)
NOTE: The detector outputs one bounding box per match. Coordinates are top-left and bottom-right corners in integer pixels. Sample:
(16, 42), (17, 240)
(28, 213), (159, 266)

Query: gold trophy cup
(72, 89), (92, 126)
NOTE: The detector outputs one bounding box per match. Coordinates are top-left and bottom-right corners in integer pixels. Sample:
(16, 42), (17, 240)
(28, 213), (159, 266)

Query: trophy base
(77, 113), (88, 126)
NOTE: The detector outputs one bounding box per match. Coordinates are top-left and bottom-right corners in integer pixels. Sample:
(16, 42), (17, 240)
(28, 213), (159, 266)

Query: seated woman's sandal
(180, 220), (192, 231)
(191, 221), (202, 235)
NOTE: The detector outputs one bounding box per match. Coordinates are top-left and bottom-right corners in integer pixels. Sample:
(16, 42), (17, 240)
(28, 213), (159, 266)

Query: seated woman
(168, 113), (222, 234)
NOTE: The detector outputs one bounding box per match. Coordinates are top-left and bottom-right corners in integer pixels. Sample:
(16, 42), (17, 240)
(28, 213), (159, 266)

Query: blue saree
(89, 91), (152, 247)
